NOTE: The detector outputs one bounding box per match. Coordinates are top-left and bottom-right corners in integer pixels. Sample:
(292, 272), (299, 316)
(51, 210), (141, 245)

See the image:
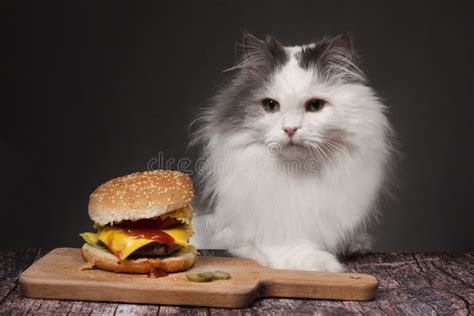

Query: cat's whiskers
(323, 140), (352, 169)
(306, 143), (324, 164)
(324, 140), (350, 160)
(319, 142), (340, 169)
(311, 142), (334, 168)
(324, 139), (346, 152)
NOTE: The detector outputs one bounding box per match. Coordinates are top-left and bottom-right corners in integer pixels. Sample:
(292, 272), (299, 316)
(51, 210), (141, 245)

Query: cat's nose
(283, 127), (299, 137)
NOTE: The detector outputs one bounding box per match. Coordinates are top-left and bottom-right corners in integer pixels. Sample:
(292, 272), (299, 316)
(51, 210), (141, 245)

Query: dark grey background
(3, 1), (472, 251)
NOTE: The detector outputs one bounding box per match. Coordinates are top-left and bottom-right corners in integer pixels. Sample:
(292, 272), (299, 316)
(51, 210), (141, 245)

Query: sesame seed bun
(88, 170), (194, 226)
(81, 243), (196, 273)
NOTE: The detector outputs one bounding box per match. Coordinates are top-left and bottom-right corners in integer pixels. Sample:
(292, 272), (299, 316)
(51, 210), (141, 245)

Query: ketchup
(125, 229), (175, 245)
(147, 267), (168, 278)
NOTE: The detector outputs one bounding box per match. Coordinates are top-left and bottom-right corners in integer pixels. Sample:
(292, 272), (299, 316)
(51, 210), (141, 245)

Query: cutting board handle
(258, 268), (378, 301)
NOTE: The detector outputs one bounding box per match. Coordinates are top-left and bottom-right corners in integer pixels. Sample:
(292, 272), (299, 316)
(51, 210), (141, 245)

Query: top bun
(88, 170), (193, 226)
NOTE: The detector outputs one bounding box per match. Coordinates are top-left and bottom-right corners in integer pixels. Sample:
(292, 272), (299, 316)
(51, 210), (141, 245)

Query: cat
(189, 33), (394, 272)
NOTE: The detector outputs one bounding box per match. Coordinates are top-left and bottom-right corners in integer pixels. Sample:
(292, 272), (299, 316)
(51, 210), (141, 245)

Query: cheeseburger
(80, 170), (197, 273)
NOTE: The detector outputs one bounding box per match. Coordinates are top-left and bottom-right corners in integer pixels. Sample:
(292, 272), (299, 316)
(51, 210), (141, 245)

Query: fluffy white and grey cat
(190, 33), (394, 272)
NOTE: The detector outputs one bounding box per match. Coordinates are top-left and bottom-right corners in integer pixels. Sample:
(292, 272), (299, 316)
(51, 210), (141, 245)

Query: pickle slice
(186, 272), (214, 282)
(186, 271), (232, 282)
(80, 232), (99, 245)
(213, 271), (231, 280)
(197, 272), (215, 279)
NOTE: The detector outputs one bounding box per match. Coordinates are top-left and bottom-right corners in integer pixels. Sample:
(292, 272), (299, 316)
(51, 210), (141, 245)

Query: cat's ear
(322, 33), (354, 62)
(300, 33), (365, 83)
(242, 33), (265, 58)
(240, 33), (287, 77)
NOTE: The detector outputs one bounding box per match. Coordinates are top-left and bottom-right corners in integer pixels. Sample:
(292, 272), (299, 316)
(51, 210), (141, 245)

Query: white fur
(192, 46), (392, 272)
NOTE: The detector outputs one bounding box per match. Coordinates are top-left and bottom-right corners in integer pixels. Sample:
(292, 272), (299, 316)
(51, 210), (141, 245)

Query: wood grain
(0, 249), (472, 314)
(19, 248), (378, 308)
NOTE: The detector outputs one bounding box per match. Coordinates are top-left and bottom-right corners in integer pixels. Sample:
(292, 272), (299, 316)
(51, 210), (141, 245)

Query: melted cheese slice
(81, 225), (191, 261)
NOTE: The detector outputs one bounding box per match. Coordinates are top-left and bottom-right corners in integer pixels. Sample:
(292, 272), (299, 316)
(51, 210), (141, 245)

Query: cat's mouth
(281, 139), (329, 159)
(282, 140), (307, 152)
(285, 138), (304, 147)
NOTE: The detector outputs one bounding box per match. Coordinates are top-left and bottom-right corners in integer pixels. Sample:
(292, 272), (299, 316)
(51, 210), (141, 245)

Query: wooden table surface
(0, 249), (472, 315)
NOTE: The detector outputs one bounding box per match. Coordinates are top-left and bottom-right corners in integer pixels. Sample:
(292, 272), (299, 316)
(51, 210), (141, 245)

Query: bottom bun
(81, 243), (197, 273)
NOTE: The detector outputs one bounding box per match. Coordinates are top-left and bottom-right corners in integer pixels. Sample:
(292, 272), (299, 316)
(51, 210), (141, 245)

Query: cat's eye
(261, 98), (280, 113)
(306, 99), (326, 112)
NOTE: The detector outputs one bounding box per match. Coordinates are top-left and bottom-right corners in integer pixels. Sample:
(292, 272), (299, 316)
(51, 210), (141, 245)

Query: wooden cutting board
(20, 248), (378, 308)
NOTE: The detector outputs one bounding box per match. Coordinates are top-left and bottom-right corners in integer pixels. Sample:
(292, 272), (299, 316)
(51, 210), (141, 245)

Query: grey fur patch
(198, 34), (289, 136)
(241, 33), (288, 77)
(298, 34), (366, 84)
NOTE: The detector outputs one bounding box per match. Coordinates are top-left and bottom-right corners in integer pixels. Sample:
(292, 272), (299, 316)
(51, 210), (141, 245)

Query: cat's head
(199, 33), (387, 162)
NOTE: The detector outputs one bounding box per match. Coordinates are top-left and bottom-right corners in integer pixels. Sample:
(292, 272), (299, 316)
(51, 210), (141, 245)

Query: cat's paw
(263, 244), (345, 272)
(298, 250), (345, 272)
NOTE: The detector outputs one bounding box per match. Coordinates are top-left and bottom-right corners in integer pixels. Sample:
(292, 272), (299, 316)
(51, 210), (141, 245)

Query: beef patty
(131, 243), (182, 257)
